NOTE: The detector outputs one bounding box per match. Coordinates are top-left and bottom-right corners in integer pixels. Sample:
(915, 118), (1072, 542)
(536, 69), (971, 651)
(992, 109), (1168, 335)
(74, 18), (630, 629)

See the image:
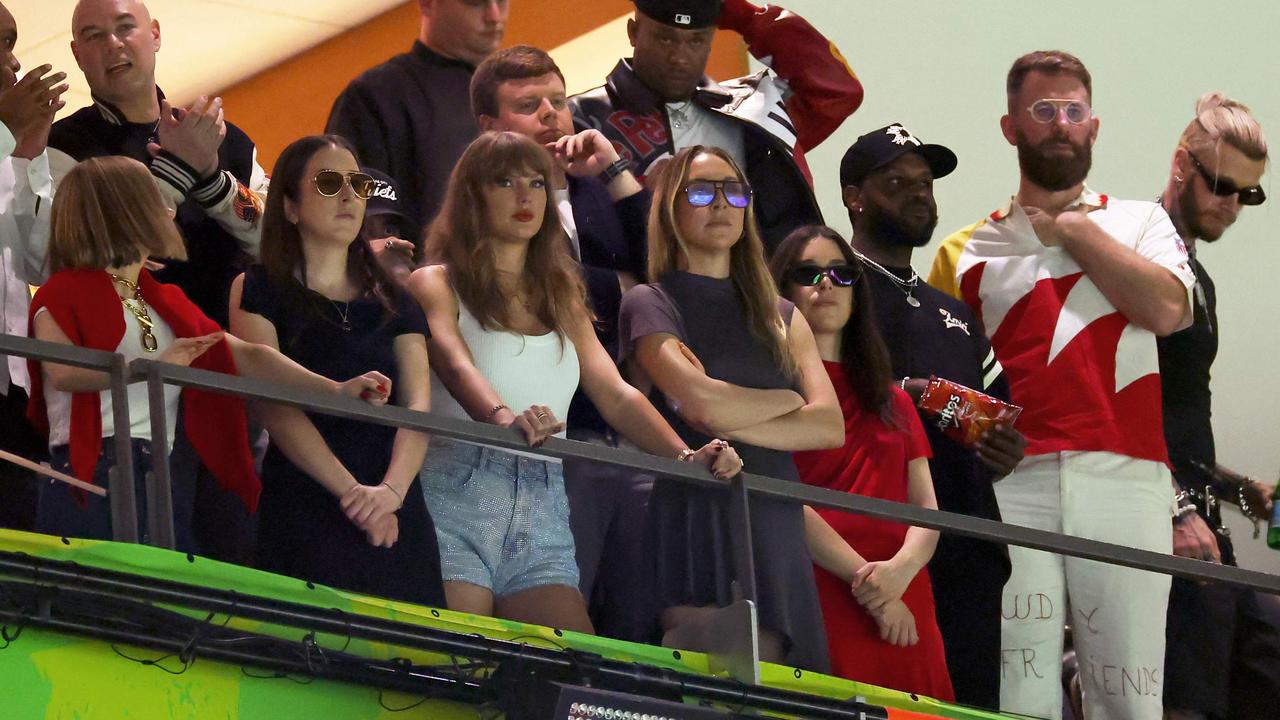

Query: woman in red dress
(772, 225), (953, 699)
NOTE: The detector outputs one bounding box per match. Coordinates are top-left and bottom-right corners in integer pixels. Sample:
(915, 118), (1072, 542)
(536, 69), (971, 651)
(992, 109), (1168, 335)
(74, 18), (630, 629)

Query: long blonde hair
(647, 145), (794, 376)
(424, 131), (588, 338)
(1179, 92), (1268, 161)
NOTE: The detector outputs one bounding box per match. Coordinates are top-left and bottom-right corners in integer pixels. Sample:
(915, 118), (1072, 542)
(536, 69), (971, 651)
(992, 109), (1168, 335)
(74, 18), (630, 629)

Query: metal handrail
(0, 334), (139, 543)
(3, 331), (1278, 597)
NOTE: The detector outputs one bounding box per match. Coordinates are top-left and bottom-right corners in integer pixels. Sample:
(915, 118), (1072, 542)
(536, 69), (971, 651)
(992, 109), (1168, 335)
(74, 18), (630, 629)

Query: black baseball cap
(361, 167), (418, 235)
(839, 124), (958, 187)
(633, 0), (723, 29)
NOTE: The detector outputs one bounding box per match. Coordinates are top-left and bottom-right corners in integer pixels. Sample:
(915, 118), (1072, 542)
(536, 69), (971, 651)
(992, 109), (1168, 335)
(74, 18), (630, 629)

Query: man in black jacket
(327, 0), (509, 228)
(51, 0), (268, 329)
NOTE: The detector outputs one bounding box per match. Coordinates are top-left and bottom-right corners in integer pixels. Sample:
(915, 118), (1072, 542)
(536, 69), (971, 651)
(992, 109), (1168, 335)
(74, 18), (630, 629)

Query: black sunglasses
(1186, 151), (1266, 206)
(683, 180), (753, 208)
(787, 263), (862, 287)
(313, 170), (376, 200)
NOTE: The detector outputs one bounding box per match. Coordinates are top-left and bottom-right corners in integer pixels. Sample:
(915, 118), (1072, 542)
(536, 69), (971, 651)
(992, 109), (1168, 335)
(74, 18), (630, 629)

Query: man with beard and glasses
(930, 51), (1195, 720)
(838, 123), (1024, 711)
(1157, 93), (1280, 720)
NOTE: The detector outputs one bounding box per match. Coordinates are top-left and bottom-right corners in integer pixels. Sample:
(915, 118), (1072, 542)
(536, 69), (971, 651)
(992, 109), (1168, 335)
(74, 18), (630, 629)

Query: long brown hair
(770, 225), (894, 419)
(424, 131), (587, 338)
(647, 145), (794, 375)
(259, 134), (401, 320)
(50, 156), (185, 273)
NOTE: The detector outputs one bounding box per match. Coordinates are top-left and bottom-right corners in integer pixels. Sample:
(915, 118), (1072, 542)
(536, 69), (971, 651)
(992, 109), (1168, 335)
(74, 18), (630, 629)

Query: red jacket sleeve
(718, 0), (863, 151)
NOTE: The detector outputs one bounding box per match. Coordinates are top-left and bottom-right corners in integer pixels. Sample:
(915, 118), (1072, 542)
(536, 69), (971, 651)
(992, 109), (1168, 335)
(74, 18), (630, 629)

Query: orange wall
(216, 1), (748, 170)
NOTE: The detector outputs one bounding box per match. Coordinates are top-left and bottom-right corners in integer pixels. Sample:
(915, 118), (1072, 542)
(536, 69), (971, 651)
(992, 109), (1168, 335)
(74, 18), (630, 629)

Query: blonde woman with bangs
(28, 155), (386, 551)
(408, 131), (741, 633)
(617, 145), (844, 670)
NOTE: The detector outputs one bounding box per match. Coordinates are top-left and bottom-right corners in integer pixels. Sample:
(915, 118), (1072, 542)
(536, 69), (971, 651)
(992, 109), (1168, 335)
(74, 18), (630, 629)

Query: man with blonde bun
(1158, 92), (1280, 720)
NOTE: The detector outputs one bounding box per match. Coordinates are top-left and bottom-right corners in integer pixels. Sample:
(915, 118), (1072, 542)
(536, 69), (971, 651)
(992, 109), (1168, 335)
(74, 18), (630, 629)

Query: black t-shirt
(1158, 255), (1217, 475)
(864, 266), (1012, 584)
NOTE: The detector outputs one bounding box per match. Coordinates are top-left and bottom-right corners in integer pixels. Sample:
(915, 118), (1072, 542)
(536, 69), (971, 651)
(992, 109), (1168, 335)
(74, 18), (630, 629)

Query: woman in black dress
(230, 135), (443, 606)
(618, 146), (845, 671)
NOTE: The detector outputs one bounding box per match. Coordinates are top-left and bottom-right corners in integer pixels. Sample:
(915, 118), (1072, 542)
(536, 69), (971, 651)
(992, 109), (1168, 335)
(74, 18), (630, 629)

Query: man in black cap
(840, 123), (1025, 710)
(570, 0), (862, 254)
(327, 0), (508, 227)
(360, 167), (421, 287)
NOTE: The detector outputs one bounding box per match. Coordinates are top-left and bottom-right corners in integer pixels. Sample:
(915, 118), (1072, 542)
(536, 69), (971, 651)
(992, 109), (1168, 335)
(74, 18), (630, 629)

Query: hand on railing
(338, 371), (392, 405)
(506, 405), (566, 448)
(851, 558), (915, 612)
(687, 439), (744, 480)
(157, 332), (224, 366)
(868, 598), (919, 647)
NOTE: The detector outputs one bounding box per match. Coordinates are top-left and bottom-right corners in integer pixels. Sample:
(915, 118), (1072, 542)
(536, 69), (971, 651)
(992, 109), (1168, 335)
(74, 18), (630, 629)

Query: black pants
(0, 386), (45, 531)
(929, 538), (1008, 711)
(1165, 532), (1280, 718)
(563, 430), (656, 643)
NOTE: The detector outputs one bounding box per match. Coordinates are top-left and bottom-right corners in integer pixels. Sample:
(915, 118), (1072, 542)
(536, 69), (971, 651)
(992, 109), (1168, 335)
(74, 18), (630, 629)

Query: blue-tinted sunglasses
(682, 180), (753, 208)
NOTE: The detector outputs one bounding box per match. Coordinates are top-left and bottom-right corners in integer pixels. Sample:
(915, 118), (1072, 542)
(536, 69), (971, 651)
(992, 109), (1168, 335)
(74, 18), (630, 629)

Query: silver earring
(1175, 175), (1183, 183)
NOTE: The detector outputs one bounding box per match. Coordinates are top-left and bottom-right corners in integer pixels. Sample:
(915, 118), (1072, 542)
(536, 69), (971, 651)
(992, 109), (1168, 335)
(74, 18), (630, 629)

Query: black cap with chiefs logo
(634, 0), (723, 29)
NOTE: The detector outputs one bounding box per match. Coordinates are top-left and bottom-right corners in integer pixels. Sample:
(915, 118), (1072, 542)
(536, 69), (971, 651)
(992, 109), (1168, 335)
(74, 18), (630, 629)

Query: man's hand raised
(548, 129), (620, 178)
(0, 65), (68, 159)
(149, 96), (226, 179)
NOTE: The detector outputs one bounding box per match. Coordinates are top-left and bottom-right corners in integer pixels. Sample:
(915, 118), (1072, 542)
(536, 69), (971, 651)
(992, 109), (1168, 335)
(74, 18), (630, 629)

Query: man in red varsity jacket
(569, 0), (862, 255)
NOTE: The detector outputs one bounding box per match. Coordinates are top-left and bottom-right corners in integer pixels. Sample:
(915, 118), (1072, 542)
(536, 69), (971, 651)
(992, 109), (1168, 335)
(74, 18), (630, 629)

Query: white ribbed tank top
(429, 299), (580, 458)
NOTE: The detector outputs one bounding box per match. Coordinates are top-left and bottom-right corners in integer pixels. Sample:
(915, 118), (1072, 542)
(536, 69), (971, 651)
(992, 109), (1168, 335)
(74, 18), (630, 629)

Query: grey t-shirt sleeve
(617, 283), (684, 362)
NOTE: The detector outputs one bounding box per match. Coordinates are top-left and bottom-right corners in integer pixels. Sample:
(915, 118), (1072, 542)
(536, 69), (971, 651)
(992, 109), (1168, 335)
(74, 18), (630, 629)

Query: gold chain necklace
(109, 273), (159, 352)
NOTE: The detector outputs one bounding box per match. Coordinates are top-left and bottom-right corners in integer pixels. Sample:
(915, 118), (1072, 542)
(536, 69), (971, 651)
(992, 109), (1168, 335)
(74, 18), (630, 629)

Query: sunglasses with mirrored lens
(1027, 98), (1092, 124)
(683, 180), (753, 208)
(1186, 151), (1267, 206)
(313, 170), (376, 199)
(787, 264), (862, 287)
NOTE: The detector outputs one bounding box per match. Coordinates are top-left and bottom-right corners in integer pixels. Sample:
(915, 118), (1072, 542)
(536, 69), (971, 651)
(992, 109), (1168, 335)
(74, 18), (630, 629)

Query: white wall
(767, 0), (1280, 572)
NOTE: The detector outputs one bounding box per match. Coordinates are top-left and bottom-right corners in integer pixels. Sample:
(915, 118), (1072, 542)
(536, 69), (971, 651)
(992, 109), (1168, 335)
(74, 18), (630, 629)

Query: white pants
(996, 452), (1174, 720)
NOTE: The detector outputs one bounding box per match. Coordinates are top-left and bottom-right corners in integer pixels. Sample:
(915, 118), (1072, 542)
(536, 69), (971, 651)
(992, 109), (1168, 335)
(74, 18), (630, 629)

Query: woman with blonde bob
(409, 131), (741, 632)
(617, 146), (845, 670)
(28, 156), (386, 551)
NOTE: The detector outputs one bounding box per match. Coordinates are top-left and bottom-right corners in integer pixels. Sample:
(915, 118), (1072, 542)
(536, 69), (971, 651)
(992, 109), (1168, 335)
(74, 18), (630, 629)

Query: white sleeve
(1135, 203), (1196, 330)
(6, 151), (53, 283)
(151, 146), (269, 257)
(0, 121), (14, 160)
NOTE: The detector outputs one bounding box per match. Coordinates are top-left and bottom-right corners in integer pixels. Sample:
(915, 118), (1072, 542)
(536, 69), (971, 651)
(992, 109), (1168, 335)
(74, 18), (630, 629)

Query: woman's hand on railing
(688, 439), (744, 480)
(851, 557), (915, 612)
(868, 598), (919, 647)
(507, 404), (566, 448)
(362, 512), (400, 549)
(157, 332), (223, 367)
(340, 482), (401, 530)
(339, 371), (392, 405)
